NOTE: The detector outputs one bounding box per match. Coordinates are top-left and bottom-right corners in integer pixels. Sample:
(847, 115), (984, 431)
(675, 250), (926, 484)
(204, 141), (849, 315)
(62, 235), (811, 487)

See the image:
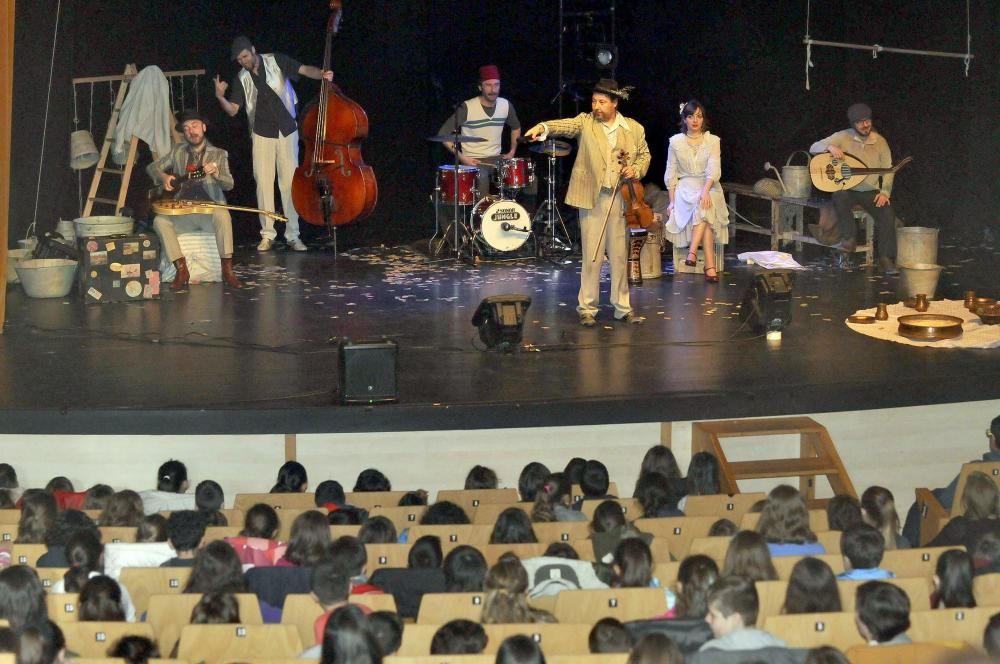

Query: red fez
(478, 64), (501, 82)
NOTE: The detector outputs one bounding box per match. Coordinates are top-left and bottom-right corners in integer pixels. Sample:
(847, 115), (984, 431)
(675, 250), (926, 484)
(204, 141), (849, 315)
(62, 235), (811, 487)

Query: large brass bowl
(897, 314), (964, 341)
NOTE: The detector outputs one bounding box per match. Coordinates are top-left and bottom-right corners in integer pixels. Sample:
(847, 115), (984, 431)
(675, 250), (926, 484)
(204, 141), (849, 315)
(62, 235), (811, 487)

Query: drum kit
(427, 131), (573, 260)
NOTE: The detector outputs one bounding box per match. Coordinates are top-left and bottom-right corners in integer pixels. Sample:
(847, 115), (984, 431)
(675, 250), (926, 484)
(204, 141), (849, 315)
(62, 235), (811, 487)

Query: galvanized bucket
(897, 227), (939, 267)
(782, 150), (813, 198)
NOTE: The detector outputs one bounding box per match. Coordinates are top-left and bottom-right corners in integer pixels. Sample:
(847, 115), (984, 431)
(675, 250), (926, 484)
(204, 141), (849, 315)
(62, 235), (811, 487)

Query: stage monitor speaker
(739, 270), (794, 333)
(337, 338), (398, 404)
(471, 294), (532, 350)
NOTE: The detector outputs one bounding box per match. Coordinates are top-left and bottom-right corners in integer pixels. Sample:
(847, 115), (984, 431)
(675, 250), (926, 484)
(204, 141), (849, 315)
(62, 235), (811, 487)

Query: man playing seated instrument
(524, 79), (650, 326)
(810, 103), (899, 275)
(148, 110), (241, 290)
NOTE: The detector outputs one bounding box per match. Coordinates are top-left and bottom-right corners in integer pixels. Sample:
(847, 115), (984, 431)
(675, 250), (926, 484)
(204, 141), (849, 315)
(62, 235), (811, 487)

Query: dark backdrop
(8, 0), (999, 249)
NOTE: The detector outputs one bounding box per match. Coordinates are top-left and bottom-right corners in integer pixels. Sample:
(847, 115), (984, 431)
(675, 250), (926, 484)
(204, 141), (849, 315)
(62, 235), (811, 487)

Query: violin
(616, 149), (654, 229)
(291, 0), (377, 231)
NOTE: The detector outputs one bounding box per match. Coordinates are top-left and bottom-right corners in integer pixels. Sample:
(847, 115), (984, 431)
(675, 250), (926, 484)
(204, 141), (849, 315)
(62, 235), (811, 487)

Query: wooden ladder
(81, 64), (139, 217)
(691, 416), (857, 500)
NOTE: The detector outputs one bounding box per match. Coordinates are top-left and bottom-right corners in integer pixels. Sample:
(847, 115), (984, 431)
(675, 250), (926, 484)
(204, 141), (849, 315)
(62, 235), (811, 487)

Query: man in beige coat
(525, 79), (650, 326)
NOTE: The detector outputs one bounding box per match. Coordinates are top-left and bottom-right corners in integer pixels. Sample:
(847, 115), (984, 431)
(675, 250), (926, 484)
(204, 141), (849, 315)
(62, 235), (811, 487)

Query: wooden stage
(1, 235), (998, 436)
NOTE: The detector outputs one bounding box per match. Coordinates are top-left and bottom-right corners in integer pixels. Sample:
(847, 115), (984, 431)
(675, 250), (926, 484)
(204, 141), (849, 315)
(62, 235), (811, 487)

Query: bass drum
(471, 196), (531, 253)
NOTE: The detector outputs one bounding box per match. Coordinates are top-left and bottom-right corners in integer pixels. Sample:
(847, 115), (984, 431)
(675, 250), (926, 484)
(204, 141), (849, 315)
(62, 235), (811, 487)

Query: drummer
(438, 64), (529, 203)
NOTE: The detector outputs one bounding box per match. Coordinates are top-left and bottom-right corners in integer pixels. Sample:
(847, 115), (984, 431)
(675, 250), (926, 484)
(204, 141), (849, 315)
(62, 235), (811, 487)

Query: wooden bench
(722, 182), (874, 266)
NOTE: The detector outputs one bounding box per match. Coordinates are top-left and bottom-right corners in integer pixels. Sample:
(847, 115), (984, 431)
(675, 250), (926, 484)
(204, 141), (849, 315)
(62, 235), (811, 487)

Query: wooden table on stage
(722, 182), (874, 267)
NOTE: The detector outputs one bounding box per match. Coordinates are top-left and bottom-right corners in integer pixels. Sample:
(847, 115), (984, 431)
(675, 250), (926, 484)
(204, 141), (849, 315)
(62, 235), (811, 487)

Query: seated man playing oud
(148, 110), (241, 290)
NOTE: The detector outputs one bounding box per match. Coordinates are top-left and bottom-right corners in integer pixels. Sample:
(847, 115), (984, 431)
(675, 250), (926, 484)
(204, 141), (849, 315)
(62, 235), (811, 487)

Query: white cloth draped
(113, 65), (174, 164)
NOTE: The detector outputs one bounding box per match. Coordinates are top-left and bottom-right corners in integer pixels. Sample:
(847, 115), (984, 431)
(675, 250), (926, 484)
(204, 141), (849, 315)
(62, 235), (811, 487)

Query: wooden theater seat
(406, 524), (492, 547)
(35, 566), (69, 590)
(531, 521), (591, 546)
(481, 543), (548, 566)
(46, 592), (80, 623)
(118, 567), (191, 617)
(98, 526), (137, 544)
(632, 515), (717, 559)
(973, 572), (1000, 600)
(0, 521), (16, 544)
(578, 497), (640, 520)
(9, 543), (46, 567)
(60, 621), (156, 658)
(233, 492), (318, 511)
(204, 525), (242, 541)
(844, 640), (975, 664)
(686, 536), (730, 565)
(416, 591), (486, 624)
(682, 492), (766, 524)
(552, 588), (667, 624)
(176, 624), (303, 664)
(345, 491), (411, 511)
(365, 542), (413, 571)
(908, 607), (997, 646)
(436, 488), (520, 515)
(762, 611), (865, 650)
(652, 561), (681, 585)
(281, 593), (399, 648)
(571, 537), (671, 564)
(571, 483), (620, 503)
(882, 547), (959, 579)
(838, 577), (933, 612)
(147, 592), (263, 655)
(914, 461), (1000, 545)
(369, 504), (427, 531)
(385, 657), (628, 664)
(772, 553), (844, 578)
(754, 580), (789, 622)
(397, 623), (591, 657)
(472, 502), (532, 525)
(740, 509), (829, 532)
(0, 509), (19, 524)
(329, 524), (363, 539)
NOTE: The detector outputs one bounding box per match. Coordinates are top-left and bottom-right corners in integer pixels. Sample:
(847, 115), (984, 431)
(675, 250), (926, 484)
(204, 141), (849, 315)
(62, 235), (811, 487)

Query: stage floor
(2, 233), (999, 435)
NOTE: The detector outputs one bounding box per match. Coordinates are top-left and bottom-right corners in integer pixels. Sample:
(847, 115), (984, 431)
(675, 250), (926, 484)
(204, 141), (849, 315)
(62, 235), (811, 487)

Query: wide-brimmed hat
(593, 78), (634, 101)
(230, 35), (253, 60)
(175, 109), (209, 132)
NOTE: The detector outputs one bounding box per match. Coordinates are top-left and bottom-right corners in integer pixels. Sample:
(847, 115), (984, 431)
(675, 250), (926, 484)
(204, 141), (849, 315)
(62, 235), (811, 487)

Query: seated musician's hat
(593, 78), (634, 101)
(847, 103), (872, 124)
(175, 109), (209, 132)
(478, 64), (501, 82)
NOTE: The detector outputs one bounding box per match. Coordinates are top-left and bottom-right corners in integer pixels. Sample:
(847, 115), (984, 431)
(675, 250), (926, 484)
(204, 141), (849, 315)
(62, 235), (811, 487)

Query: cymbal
(426, 134), (487, 144)
(529, 139), (572, 157)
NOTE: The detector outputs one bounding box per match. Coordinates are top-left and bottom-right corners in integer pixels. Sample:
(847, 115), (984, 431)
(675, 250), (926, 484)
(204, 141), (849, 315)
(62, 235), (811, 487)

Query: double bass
(292, 0), (377, 231)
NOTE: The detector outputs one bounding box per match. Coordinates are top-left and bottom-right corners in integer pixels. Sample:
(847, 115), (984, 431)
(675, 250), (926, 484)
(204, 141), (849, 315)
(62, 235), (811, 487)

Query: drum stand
(531, 151), (572, 257)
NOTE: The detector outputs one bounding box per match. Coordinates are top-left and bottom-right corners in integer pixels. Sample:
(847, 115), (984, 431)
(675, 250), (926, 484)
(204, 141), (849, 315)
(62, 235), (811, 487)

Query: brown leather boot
(221, 257), (242, 289)
(171, 257), (189, 291)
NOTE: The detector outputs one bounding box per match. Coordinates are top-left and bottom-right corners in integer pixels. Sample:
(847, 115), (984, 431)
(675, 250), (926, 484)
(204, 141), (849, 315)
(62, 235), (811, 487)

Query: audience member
(668, 554), (719, 619)
(973, 532), (1000, 575)
(931, 549), (976, 608)
(531, 472), (586, 523)
(0, 462), (20, 505)
(826, 494), (864, 532)
(490, 508), (538, 544)
(408, 535), (443, 569)
(574, 459), (613, 509)
(633, 445), (683, 496)
(83, 483), (115, 511)
(635, 472), (684, 518)
(708, 518), (738, 537)
(16, 620), (65, 664)
(430, 619), (488, 655)
(139, 459), (196, 514)
(136, 513), (169, 543)
(627, 632), (684, 664)
(854, 580), (911, 645)
(860, 486), (909, 549)
(783, 557), (842, 614)
(52, 530), (137, 621)
(481, 557), (554, 624)
(320, 604), (382, 664)
(240, 503), (281, 539)
(398, 490), (428, 506)
(271, 461), (308, 493)
(315, 479), (369, 523)
(678, 451), (721, 511)
(194, 480), (228, 526)
(518, 462), (551, 502)
(985, 611), (1000, 657)
(329, 536), (382, 594)
(308, 560), (354, 649)
(15, 490), (57, 544)
(837, 524), (893, 580)
(543, 542), (580, 559)
(589, 617), (630, 653)
(368, 610), (402, 657)
(495, 634), (546, 664)
(359, 516), (398, 544)
(191, 591), (240, 623)
(78, 575), (126, 621)
(162, 510), (206, 566)
(420, 500), (470, 525)
(184, 540), (247, 594)
(353, 469), (391, 493)
(804, 646), (850, 664)
(443, 545), (488, 592)
(0, 566), (48, 631)
(700, 575), (786, 652)
(928, 471), (1000, 553)
(45, 476), (74, 494)
(756, 485), (824, 556)
(590, 499), (652, 565)
(722, 530), (779, 581)
(465, 465), (499, 490)
(99, 490), (145, 527)
(37, 509), (100, 567)
(108, 635), (160, 664)
(564, 457), (586, 486)
(277, 510), (332, 567)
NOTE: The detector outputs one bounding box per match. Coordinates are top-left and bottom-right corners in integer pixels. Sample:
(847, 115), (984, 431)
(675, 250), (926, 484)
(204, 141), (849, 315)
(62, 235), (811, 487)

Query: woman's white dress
(663, 131), (730, 248)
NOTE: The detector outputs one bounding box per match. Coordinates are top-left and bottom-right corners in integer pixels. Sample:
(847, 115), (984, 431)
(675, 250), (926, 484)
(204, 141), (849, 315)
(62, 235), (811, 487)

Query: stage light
(471, 295), (532, 350)
(594, 44), (618, 71)
(739, 271), (794, 334)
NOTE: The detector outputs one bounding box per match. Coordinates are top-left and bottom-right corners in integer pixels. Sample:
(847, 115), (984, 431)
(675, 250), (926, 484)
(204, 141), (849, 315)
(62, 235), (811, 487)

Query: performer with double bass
(148, 110), (241, 290)
(524, 78), (650, 327)
(214, 35), (333, 252)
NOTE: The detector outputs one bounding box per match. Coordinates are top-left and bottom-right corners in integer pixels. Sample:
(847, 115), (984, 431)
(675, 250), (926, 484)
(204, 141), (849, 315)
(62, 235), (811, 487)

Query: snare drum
(471, 196), (531, 252)
(497, 158), (534, 190)
(437, 165), (479, 205)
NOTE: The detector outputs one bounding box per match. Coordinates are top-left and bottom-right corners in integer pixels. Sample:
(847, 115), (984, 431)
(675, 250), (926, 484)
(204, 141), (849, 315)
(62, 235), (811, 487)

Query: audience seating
(398, 623), (591, 656)
(571, 483), (620, 503)
(35, 566), (68, 590)
(481, 542), (547, 566)
(471, 502), (532, 525)
(204, 526), (242, 541)
(217, 508), (244, 524)
(739, 509), (829, 532)
(652, 561), (680, 584)
(844, 640), (976, 664)
(552, 587), (667, 624)
(436, 488), (520, 514)
(0, 509), (19, 524)
(949, 461), (1000, 517)
(345, 491), (411, 511)
(176, 624), (303, 664)
(882, 547), (959, 579)
(98, 526), (137, 544)
(578, 497), (640, 520)
(118, 567), (192, 617)
(683, 493), (766, 524)
(9, 543), (46, 567)
(385, 658), (628, 664)
(45, 592), (80, 622)
(755, 577), (933, 622)
(369, 505), (427, 531)
(632, 516), (717, 558)
(281, 592), (400, 648)
(406, 524), (492, 546)
(914, 461), (1000, 544)
(907, 607), (997, 646)
(329, 525), (363, 539)
(416, 592), (486, 624)
(365, 542), (413, 570)
(571, 537), (671, 564)
(0, 522), (15, 544)
(531, 521), (591, 545)
(146, 592), (263, 655)
(973, 571), (999, 599)
(232, 493), (317, 511)
(762, 611), (865, 650)
(60, 621), (157, 658)
(772, 554), (844, 578)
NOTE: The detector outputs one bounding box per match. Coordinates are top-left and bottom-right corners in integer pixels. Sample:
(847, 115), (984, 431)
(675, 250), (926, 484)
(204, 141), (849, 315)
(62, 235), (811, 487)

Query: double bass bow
(291, 0), (377, 235)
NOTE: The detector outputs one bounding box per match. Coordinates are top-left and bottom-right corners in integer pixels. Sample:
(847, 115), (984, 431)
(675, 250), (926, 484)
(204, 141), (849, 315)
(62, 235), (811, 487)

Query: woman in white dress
(664, 100), (729, 283)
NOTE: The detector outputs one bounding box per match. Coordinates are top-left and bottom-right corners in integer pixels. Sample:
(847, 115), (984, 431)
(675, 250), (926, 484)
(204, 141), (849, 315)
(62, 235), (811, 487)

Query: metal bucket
(5, 248), (32, 283)
(781, 151), (812, 198)
(55, 219), (77, 245)
(899, 263), (943, 300)
(70, 130), (99, 170)
(14, 258), (78, 298)
(896, 227), (939, 267)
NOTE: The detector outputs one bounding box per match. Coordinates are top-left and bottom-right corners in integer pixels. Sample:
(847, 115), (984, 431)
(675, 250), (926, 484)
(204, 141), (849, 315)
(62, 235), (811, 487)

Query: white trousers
(153, 210), (233, 262)
(252, 131), (300, 241)
(577, 188), (631, 318)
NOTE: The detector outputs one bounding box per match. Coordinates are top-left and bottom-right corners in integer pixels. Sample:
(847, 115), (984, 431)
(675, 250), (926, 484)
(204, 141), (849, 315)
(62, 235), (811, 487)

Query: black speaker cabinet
(337, 338), (398, 404)
(739, 270), (794, 332)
